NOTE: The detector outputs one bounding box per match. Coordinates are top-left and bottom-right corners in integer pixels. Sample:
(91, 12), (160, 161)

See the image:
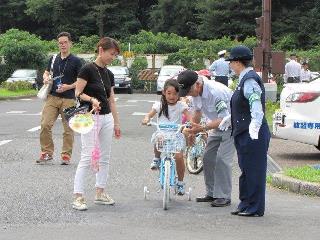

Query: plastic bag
(37, 83), (52, 101)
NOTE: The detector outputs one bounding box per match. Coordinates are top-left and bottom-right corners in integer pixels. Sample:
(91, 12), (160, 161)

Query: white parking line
(27, 126), (41, 132)
(127, 100), (157, 103)
(6, 111), (26, 114)
(117, 105), (137, 108)
(132, 112), (148, 116)
(5, 112), (41, 116)
(0, 140), (12, 146)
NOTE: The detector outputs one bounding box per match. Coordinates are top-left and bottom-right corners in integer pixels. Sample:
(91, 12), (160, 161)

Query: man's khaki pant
(40, 95), (76, 157)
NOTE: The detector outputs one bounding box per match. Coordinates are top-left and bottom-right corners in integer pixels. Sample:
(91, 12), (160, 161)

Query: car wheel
(128, 87), (133, 94)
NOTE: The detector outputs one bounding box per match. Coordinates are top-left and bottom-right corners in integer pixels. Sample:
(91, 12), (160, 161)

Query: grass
(266, 175), (273, 184)
(265, 100), (280, 125)
(284, 166), (320, 183)
(0, 88), (37, 98)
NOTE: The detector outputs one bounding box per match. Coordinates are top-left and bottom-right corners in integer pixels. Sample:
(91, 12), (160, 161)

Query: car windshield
(109, 67), (128, 75)
(159, 68), (182, 76)
(11, 69), (36, 78)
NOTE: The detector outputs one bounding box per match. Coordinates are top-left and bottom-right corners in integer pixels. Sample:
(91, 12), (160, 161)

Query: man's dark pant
(215, 76), (228, 86)
(287, 76), (300, 83)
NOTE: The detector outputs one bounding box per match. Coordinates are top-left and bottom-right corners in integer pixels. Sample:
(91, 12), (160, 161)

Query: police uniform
(209, 50), (230, 86)
(227, 46), (270, 217)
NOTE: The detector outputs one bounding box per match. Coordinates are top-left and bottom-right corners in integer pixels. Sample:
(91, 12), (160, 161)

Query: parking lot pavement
(269, 137), (320, 169)
(1, 94), (320, 240)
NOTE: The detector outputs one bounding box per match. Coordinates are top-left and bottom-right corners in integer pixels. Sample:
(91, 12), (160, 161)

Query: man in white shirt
(284, 54), (301, 83)
(178, 70), (235, 207)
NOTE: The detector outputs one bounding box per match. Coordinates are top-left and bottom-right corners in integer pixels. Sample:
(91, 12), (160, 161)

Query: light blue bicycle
(144, 122), (192, 210)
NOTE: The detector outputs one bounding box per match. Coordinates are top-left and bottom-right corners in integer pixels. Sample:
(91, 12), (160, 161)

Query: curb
(0, 95), (37, 101)
(270, 173), (320, 197)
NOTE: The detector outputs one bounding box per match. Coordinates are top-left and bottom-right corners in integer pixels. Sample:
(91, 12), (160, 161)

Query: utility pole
(254, 0), (285, 83)
(262, 0), (271, 83)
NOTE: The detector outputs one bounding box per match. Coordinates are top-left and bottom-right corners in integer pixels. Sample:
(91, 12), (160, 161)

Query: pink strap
(91, 112), (100, 172)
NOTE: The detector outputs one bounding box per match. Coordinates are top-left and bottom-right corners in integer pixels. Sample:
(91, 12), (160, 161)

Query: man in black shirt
(37, 32), (82, 165)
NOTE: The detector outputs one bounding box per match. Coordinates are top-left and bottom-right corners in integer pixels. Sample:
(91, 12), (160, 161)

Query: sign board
(271, 51), (285, 74)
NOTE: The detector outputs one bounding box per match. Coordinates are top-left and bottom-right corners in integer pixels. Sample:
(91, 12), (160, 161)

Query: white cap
(218, 50), (226, 56)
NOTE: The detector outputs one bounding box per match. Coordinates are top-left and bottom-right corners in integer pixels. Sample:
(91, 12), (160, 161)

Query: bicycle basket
(155, 131), (185, 153)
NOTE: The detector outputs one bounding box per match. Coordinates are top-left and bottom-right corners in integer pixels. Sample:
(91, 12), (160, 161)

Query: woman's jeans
(74, 113), (114, 194)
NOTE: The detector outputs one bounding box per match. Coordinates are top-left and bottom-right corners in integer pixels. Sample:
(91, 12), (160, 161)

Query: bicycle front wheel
(185, 138), (205, 174)
(163, 159), (171, 210)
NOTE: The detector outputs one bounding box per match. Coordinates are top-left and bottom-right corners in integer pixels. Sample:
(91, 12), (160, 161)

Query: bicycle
(184, 130), (207, 174)
(143, 121), (192, 210)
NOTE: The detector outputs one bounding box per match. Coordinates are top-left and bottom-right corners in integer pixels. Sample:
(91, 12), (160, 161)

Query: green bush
(273, 34), (299, 51)
(0, 64), (12, 84)
(1, 81), (33, 91)
(129, 57), (148, 89)
(165, 49), (205, 70)
(74, 35), (100, 53)
(0, 29), (47, 76)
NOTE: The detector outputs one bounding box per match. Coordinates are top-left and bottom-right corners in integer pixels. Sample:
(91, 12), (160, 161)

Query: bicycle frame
(159, 156), (176, 188)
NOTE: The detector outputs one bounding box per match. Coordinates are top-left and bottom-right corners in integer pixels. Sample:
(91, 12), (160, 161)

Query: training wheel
(144, 186), (149, 200)
(186, 187), (192, 201)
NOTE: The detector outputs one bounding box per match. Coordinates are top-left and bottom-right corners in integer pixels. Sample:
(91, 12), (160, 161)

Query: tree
(149, 0), (199, 39)
(197, 0), (261, 41)
(0, 29), (47, 80)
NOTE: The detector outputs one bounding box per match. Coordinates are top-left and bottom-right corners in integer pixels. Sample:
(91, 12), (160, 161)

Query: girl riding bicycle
(142, 79), (191, 195)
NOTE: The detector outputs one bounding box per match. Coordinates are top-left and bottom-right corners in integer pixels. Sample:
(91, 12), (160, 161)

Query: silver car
(108, 66), (132, 94)
(6, 69), (41, 89)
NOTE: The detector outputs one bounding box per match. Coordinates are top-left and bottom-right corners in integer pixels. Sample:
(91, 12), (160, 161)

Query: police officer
(178, 70), (235, 207)
(221, 45), (270, 217)
(209, 50), (230, 86)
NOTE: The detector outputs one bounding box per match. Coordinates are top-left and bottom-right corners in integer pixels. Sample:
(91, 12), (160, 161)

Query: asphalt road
(0, 94), (319, 240)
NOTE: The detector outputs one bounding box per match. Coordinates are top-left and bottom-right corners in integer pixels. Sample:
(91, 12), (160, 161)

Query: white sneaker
(94, 193), (115, 205)
(72, 197), (88, 211)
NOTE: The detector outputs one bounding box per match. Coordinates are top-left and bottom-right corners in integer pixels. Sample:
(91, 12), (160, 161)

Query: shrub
(129, 57), (148, 89)
(0, 29), (47, 76)
(1, 81), (33, 91)
(74, 35), (100, 53)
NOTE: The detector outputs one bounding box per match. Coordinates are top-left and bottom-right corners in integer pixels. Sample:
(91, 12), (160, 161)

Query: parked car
(273, 76), (320, 151)
(108, 66), (132, 94)
(6, 69), (41, 89)
(156, 65), (185, 94)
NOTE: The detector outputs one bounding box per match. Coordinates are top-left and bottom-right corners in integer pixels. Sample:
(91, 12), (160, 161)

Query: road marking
(117, 105), (137, 108)
(19, 98), (33, 101)
(0, 140), (12, 146)
(27, 126), (41, 132)
(6, 111), (42, 116)
(132, 112), (148, 116)
(6, 111), (26, 114)
(127, 100), (157, 103)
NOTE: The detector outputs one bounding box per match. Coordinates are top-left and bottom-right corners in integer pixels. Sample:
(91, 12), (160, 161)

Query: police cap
(225, 45), (253, 61)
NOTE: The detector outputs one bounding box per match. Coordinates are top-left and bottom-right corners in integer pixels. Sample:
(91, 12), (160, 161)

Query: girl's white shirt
(152, 100), (188, 124)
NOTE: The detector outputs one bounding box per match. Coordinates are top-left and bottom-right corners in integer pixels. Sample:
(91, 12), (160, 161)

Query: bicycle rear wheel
(163, 159), (171, 210)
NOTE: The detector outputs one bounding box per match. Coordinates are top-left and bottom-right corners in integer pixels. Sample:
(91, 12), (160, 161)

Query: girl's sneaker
(177, 181), (185, 196)
(72, 197), (88, 211)
(94, 193), (115, 205)
(150, 158), (161, 170)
